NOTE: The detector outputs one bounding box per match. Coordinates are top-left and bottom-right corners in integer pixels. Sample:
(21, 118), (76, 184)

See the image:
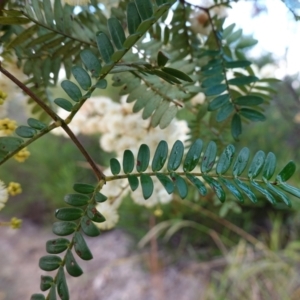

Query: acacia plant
(0, 0), (300, 299)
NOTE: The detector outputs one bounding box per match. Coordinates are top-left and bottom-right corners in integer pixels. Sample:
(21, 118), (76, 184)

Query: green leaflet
(0, 17), (31, 24)
(127, 2), (142, 35)
(95, 193), (108, 203)
(201, 141), (217, 173)
(110, 158), (121, 175)
(128, 175), (139, 191)
(71, 66), (92, 91)
(186, 174), (207, 196)
(233, 147), (250, 176)
(171, 173), (188, 199)
(157, 50), (170, 67)
(95, 79), (107, 89)
(262, 152), (276, 180)
(183, 139), (203, 172)
(61, 80), (82, 102)
(73, 183), (94, 194)
(80, 49), (102, 78)
(15, 126), (37, 138)
(216, 144), (235, 175)
(152, 140), (168, 171)
(228, 76), (258, 86)
(0, 137), (23, 153)
(55, 207), (84, 221)
(240, 108), (266, 122)
(277, 182), (300, 198)
(123, 150), (134, 174)
(167, 140), (184, 171)
(64, 194), (89, 206)
(219, 177), (244, 203)
(216, 102), (234, 122)
(234, 95), (264, 106)
(108, 17), (126, 50)
(81, 216), (101, 237)
(8, 24), (38, 48)
(31, 294), (46, 300)
(27, 118), (46, 131)
(201, 74), (224, 88)
(135, 0), (154, 20)
(56, 267), (69, 300)
(250, 180), (276, 205)
(205, 84), (227, 96)
(52, 221), (77, 236)
(40, 275), (53, 292)
(224, 60), (252, 68)
(39, 255), (62, 271)
(96, 31), (114, 64)
(54, 0), (64, 31)
(73, 232), (93, 261)
(248, 150), (266, 179)
(161, 67), (193, 82)
(48, 284), (57, 300)
(137, 144), (150, 172)
(140, 174), (154, 199)
(231, 113), (242, 140)
(159, 106), (178, 129)
(156, 173), (174, 194)
(276, 161), (296, 182)
(151, 101), (170, 127)
(46, 238), (70, 254)
(264, 180), (291, 207)
(87, 204), (106, 223)
(203, 175), (226, 202)
(65, 249), (83, 277)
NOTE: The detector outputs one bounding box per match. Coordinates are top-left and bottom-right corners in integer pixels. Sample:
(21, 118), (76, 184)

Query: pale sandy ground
(0, 221), (208, 300)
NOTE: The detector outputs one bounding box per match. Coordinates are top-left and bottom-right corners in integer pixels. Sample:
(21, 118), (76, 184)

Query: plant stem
(0, 64), (105, 181)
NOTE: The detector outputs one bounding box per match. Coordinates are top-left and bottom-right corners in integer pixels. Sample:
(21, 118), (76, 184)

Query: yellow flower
(0, 180), (8, 211)
(154, 208), (163, 217)
(14, 147), (30, 162)
(10, 217), (22, 229)
(0, 90), (7, 105)
(63, 0), (90, 5)
(0, 118), (17, 135)
(7, 182), (22, 196)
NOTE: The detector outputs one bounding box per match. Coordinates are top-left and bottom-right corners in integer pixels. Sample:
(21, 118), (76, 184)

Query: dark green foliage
(39, 255), (62, 271)
(46, 238), (70, 254)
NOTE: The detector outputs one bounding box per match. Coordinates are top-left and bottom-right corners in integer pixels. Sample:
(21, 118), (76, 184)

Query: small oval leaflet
(65, 249), (83, 277)
(0, 136), (23, 153)
(232, 147), (250, 176)
(203, 175), (226, 202)
(208, 94), (230, 111)
(219, 177), (244, 203)
(264, 180), (291, 207)
(248, 150), (266, 179)
(240, 108), (266, 122)
(56, 267), (69, 300)
(52, 221), (77, 236)
(61, 80), (82, 102)
(71, 66), (92, 91)
(95, 192), (108, 203)
(128, 175), (139, 191)
(231, 113), (242, 140)
(152, 140), (168, 172)
(127, 2), (142, 34)
(64, 193), (89, 206)
(159, 105), (178, 129)
(73, 183), (94, 194)
(183, 138), (203, 172)
(161, 67), (193, 82)
(123, 150), (135, 174)
(39, 255), (62, 271)
(216, 144), (235, 175)
(135, 0), (154, 20)
(234, 178), (257, 203)
(96, 31), (114, 65)
(15, 125), (37, 138)
(186, 174), (207, 196)
(156, 173), (174, 194)
(110, 158), (121, 175)
(201, 141), (217, 173)
(216, 102), (234, 122)
(167, 140), (184, 171)
(205, 84), (227, 97)
(137, 144), (150, 172)
(228, 76), (258, 86)
(46, 238), (70, 254)
(27, 118), (47, 130)
(234, 95), (264, 106)
(251, 180), (276, 205)
(276, 161), (296, 182)
(108, 17), (126, 50)
(86, 204), (106, 223)
(55, 207), (84, 221)
(54, 98), (73, 112)
(30, 294), (46, 300)
(81, 216), (101, 237)
(140, 173), (154, 199)
(74, 232), (93, 261)
(80, 49), (102, 77)
(171, 173), (188, 199)
(262, 152), (276, 180)
(40, 275), (53, 292)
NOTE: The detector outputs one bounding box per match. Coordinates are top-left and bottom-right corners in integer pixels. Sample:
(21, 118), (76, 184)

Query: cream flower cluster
(0, 180), (8, 211)
(53, 96), (189, 229)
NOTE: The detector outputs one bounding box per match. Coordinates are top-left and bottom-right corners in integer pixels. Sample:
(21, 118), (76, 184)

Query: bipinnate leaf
(39, 255), (62, 271)
(61, 80), (82, 102)
(52, 221), (77, 236)
(56, 267), (69, 300)
(110, 158), (121, 175)
(183, 139), (203, 172)
(152, 140), (168, 171)
(167, 140), (184, 171)
(40, 275), (53, 292)
(140, 174), (154, 199)
(201, 141), (217, 173)
(65, 249), (83, 277)
(137, 144), (150, 172)
(74, 232), (93, 260)
(64, 194), (89, 206)
(46, 238), (70, 254)
(71, 66), (92, 91)
(81, 216), (101, 237)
